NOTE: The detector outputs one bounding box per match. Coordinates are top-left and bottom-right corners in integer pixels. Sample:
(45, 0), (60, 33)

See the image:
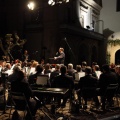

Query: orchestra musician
(22, 50), (30, 62)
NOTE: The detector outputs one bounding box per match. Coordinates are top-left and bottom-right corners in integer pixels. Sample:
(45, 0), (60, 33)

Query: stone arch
(107, 31), (120, 64)
(115, 49), (120, 65)
(107, 44), (120, 64)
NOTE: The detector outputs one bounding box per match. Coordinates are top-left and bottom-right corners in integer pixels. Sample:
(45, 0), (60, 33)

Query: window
(117, 0), (120, 12)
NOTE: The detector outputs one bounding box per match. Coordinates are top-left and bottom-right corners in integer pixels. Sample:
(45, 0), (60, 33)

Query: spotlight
(27, 1), (35, 10)
(48, 0), (53, 5)
(48, 0), (69, 6)
(48, 0), (55, 6)
(66, 0), (69, 2)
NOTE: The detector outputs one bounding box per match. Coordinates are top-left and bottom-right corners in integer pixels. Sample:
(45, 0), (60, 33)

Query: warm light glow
(48, 0), (69, 6)
(58, 1), (62, 4)
(63, 0), (69, 2)
(52, 1), (55, 6)
(27, 1), (35, 10)
(66, 0), (69, 2)
(48, 0), (55, 6)
(48, 0), (51, 4)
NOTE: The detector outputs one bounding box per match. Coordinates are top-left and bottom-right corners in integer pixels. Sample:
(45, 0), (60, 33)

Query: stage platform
(0, 101), (120, 120)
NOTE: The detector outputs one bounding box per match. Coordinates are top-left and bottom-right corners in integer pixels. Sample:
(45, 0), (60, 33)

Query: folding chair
(9, 92), (33, 120)
(116, 87), (120, 107)
(101, 84), (119, 110)
(75, 87), (99, 119)
(80, 87), (98, 109)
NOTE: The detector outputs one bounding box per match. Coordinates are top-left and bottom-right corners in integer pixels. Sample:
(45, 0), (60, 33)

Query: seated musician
(50, 64), (61, 84)
(73, 65), (85, 90)
(28, 64), (44, 84)
(11, 70), (41, 120)
(67, 63), (76, 76)
(81, 61), (87, 72)
(77, 66), (100, 109)
(73, 65), (85, 81)
(39, 59), (45, 68)
(22, 50), (30, 62)
(8, 66), (21, 83)
(98, 64), (118, 110)
(43, 63), (52, 75)
(51, 65), (74, 107)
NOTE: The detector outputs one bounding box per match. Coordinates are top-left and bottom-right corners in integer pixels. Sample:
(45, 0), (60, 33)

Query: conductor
(54, 47), (65, 64)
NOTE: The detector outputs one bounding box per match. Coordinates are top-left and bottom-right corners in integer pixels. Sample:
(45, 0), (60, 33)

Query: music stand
(49, 58), (58, 66)
(49, 58), (54, 63)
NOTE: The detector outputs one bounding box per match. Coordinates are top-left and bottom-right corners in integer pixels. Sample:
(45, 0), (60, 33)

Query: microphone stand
(64, 38), (76, 63)
(8, 51), (14, 61)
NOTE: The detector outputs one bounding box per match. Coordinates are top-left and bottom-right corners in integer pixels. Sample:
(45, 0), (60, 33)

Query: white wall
(100, 0), (120, 32)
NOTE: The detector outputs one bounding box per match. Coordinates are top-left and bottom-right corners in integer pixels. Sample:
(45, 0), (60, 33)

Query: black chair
(101, 84), (119, 110)
(76, 87), (99, 119)
(116, 87), (120, 107)
(80, 87), (99, 109)
(9, 92), (33, 120)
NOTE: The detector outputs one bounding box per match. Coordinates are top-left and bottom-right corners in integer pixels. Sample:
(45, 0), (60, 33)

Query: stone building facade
(0, 0), (106, 66)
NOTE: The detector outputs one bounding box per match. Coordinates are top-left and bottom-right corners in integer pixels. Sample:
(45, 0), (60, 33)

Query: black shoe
(12, 110), (21, 120)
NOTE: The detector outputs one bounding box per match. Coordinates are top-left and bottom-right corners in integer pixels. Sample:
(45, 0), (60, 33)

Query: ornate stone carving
(0, 33), (26, 61)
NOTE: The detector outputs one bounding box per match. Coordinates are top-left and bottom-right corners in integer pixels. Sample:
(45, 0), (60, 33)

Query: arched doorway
(115, 49), (120, 65)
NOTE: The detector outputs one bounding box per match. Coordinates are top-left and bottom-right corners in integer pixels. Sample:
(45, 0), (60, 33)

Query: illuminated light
(48, 0), (52, 5)
(52, 1), (55, 5)
(48, 0), (69, 6)
(48, 0), (56, 6)
(27, 1), (35, 10)
(66, 0), (69, 2)
(58, 1), (62, 4)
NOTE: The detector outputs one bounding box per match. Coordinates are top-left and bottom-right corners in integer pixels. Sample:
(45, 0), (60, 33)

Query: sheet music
(51, 68), (55, 72)
(95, 71), (101, 79)
(0, 67), (2, 72)
(29, 67), (36, 75)
(75, 72), (85, 81)
(36, 76), (48, 85)
(11, 64), (16, 70)
(4, 70), (13, 76)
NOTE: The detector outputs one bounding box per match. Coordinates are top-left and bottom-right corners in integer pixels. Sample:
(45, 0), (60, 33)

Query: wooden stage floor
(0, 100), (120, 120)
